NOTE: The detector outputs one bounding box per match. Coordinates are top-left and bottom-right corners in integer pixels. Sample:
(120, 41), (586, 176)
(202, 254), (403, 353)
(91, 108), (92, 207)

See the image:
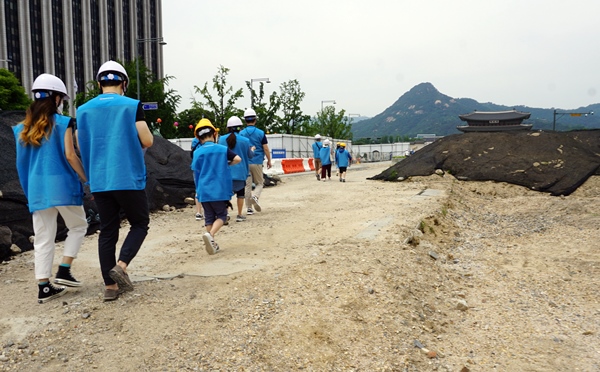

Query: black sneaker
(54, 265), (82, 287)
(38, 283), (67, 304)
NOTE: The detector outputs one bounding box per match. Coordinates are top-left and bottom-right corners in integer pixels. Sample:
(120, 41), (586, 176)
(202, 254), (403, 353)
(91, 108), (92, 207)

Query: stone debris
(456, 299), (469, 311)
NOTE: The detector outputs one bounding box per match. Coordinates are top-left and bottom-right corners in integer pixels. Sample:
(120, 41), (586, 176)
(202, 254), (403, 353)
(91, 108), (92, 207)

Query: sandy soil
(0, 162), (599, 371)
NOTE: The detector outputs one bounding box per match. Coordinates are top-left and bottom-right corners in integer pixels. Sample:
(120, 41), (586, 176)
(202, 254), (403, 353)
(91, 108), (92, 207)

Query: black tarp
(370, 130), (600, 196)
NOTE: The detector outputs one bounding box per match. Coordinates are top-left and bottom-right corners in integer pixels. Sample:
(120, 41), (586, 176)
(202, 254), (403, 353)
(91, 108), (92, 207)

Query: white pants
(32, 205), (87, 280)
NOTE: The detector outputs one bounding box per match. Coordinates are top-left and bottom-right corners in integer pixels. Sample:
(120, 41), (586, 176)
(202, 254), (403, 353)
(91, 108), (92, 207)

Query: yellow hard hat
(341, 142), (346, 147)
(195, 118), (216, 133)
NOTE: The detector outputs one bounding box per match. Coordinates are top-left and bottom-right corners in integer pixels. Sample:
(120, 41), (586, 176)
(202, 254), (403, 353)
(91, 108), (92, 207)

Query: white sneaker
(195, 213), (203, 221)
(247, 208), (254, 215)
(251, 196), (262, 212)
(202, 232), (217, 255)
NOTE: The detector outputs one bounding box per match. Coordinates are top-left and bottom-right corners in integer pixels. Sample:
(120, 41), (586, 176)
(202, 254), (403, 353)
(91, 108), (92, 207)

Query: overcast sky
(162, 0), (600, 118)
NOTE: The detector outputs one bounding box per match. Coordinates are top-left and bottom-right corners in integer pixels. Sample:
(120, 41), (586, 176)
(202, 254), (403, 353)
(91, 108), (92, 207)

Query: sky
(162, 0), (600, 118)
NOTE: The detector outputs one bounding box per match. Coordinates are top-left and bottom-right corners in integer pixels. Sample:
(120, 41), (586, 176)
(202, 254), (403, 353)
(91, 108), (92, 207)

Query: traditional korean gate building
(457, 110), (532, 132)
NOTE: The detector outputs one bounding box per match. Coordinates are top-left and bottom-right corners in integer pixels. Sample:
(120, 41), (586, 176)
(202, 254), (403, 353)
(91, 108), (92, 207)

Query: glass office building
(0, 0), (164, 115)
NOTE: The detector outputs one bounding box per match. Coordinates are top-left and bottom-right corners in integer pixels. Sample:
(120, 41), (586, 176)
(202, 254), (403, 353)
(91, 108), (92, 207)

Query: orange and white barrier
(281, 158), (305, 174)
(264, 158), (339, 176)
(302, 158), (312, 172)
(265, 159), (284, 176)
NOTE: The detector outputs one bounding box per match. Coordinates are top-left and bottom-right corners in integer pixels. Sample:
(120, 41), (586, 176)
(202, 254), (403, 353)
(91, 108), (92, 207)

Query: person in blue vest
(76, 60), (154, 302)
(219, 116), (254, 222)
(190, 137), (204, 221)
(192, 119), (241, 254)
(319, 139), (333, 181)
(312, 134), (323, 181)
(335, 142), (353, 182)
(13, 73), (88, 303)
(239, 108), (271, 215)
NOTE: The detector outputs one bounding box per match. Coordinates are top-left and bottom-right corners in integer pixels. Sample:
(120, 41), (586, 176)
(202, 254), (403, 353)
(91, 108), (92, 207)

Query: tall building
(0, 0), (164, 115)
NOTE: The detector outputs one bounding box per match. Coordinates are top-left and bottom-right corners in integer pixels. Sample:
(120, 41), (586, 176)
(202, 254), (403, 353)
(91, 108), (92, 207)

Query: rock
(456, 299), (469, 311)
(0, 226), (11, 247)
(162, 205), (170, 212)
(184, 197), (195, 205)
(82, 313), (91, 319)
(0, 355), (8, 362)
(428, 251), (439, 260)
(9, 244), (20, 254)
(427, 350), (437, 358)
(413, 339), (425, 349)
(435, 169), (444, 176)
(460, 367), (470, 372)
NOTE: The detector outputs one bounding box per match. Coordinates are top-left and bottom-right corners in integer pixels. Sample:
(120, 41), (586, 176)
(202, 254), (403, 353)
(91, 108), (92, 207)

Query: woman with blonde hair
(13, 73), (88, 303)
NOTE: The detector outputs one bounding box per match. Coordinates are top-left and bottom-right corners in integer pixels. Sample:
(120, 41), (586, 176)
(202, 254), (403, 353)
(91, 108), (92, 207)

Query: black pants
(93, 190), (149, 285)
(321, 164), (332, 179)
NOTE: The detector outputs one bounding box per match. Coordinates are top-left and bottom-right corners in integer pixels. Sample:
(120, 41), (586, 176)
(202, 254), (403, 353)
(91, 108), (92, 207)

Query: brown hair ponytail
(19, 95), (59, 147)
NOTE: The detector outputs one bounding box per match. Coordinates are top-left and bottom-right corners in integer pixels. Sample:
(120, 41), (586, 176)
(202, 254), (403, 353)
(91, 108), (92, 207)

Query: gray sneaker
(108, 265), (134, 292)
(251, 196), (262, 212)
(203, 232), (219, 255)
(236, 215), (246, 222)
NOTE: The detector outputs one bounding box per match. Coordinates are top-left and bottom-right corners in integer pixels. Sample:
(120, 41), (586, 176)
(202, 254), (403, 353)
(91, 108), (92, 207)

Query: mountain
(351, 82), (600, 139)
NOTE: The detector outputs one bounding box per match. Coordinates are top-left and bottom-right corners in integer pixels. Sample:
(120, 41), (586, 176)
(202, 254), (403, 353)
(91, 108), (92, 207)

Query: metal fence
(169, 135), (413, 163)
(350, 143), (411, 162)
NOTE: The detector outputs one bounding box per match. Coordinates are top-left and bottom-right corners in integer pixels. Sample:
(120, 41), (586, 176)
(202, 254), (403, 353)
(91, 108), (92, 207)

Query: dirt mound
(370, 130), (600, 196)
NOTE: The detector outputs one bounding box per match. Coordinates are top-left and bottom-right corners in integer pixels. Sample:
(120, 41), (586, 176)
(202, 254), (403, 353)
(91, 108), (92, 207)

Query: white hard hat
(314, 134), (321, 139)
(227, 116), (244, 128)
(323, 139), (331, 146)
(31, 73), (70, 100)
(243, 108), (257, 120)
(96, 60), (129, 83)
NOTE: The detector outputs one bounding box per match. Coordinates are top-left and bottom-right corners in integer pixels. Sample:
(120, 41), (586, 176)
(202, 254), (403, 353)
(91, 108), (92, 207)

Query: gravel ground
(1, 162), (599, 371)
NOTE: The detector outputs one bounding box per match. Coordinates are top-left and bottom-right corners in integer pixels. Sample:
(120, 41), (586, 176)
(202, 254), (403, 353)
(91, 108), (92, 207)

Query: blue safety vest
(76, 94), (146, 192)
(240, 126), (266, 165)
(218, 133), (252, 181)
(191, 141), (233, 202)
(335, 148), (352, 167)
(13, 114), (83, 212)
(312, 141), (322, 158)
(320, 146), (332, 166)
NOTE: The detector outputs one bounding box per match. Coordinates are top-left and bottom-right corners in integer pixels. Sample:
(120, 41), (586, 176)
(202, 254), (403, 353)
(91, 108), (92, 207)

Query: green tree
(194, 65), (244, 132)
(0, 69), (31, 110)
(315, 106), (352, 140)
(272, 79), (311, 135)
(74, 59), (181, 138)
(245, 80), (280, 133)
(174, 106), (215, 139)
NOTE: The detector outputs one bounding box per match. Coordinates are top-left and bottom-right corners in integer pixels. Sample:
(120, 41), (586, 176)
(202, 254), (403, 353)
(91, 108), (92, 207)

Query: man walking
(76, 60), (154, 301)
(240, 108), (271, 215)
(312, 134), (323, 181)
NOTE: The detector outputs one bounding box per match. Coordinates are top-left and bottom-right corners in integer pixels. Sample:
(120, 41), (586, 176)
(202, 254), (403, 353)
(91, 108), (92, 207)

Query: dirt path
(1, 162), (599, 371)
